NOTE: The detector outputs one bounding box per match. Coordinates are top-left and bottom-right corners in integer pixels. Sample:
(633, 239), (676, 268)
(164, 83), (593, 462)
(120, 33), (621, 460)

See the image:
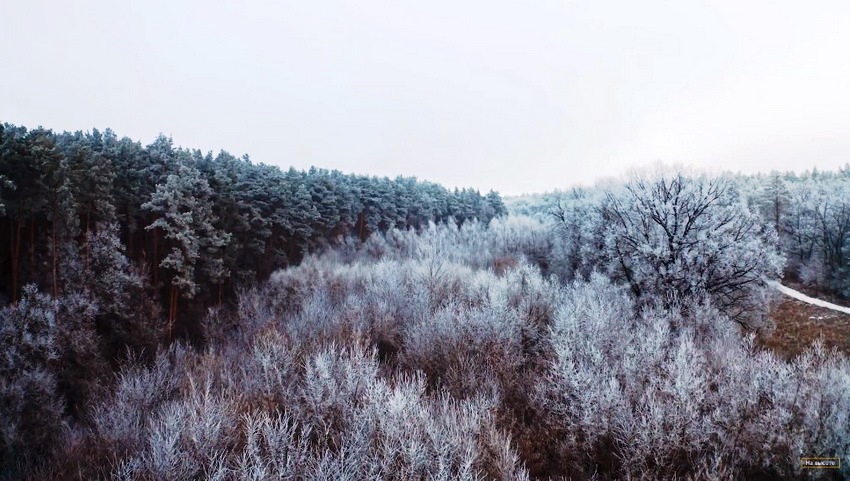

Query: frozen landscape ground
(767, 280), (850, 315)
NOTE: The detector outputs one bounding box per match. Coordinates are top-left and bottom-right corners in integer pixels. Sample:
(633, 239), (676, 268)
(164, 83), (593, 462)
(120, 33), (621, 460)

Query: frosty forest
(2, 123), (850, 480)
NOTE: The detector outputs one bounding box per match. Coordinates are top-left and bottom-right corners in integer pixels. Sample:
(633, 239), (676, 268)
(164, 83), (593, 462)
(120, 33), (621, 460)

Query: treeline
(532, 166), (850, 304)
(0, 123), (506, 337)
(743, 168), (850, 298)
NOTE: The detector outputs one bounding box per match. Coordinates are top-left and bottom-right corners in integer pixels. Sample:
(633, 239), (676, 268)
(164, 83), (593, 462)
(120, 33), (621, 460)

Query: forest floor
(759, 282), (850, 359)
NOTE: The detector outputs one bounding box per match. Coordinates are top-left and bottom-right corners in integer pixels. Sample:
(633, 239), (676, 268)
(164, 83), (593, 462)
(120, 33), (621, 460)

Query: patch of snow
(765, 280), (850, 315)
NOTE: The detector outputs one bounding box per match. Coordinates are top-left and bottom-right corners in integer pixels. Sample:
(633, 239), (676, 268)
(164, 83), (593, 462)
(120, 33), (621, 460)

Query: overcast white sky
(2, 1), (850, 195)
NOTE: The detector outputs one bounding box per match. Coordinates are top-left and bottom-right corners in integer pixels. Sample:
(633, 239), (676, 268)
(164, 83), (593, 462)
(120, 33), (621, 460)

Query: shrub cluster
(3, 221), (849, 480)
(537, 274), (850, 479)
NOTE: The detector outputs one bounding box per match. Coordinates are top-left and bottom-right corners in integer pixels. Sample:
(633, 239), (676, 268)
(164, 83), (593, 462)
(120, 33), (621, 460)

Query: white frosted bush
(234, 411), (310, 480)
(330, 217), (553, 273)
(38, 215), (850, 480)
(0, 286), (67, 472)
(539, 274), (850, 479)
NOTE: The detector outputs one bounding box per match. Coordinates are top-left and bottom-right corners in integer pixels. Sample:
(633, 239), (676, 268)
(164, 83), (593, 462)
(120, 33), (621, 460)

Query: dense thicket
(4, 219), (847, 480)
(3, 121), (850, 480)
(0, 123), (505, 335)
(0, 122), (506, 478)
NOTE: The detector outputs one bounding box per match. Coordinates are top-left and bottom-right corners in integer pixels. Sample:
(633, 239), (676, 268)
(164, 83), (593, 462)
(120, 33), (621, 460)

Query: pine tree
(0, 127), (54, 301)
(142, 156), (231, 338)
(484, 190), (507, 222)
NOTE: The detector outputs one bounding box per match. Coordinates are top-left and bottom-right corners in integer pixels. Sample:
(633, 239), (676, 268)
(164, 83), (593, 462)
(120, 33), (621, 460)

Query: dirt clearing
(759, 297), (850, 359)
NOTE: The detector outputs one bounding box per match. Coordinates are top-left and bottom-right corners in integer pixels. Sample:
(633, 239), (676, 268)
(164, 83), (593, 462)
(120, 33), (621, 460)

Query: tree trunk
(357, 212), (366, 242)
(52, 217), (58, 299)
(29, 219), (35, 284)
(169, 285), (178, 342)
(84, 211), (90, 272)
(11, 219), (22, 303)
(152, 228), (159, 287)
(128, 227), (135, 262)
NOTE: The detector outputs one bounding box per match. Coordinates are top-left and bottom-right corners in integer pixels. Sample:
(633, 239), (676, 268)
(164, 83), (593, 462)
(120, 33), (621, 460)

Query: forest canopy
(0, 123), (506, 337)
(2, 121), (850, 480)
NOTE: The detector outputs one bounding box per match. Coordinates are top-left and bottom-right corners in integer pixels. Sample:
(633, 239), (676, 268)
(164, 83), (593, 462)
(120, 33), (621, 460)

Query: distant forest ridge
(507, 164), (850, 215)
(0, 122), (507, 336)
(510, 165), (850, 306)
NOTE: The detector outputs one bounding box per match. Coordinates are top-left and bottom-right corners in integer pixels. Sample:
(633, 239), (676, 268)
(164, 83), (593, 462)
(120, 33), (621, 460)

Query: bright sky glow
(3, 0), (850, 195)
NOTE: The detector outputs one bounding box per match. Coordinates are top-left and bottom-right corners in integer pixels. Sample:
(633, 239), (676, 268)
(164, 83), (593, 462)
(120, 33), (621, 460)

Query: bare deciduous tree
(601, 171), (784, 326)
